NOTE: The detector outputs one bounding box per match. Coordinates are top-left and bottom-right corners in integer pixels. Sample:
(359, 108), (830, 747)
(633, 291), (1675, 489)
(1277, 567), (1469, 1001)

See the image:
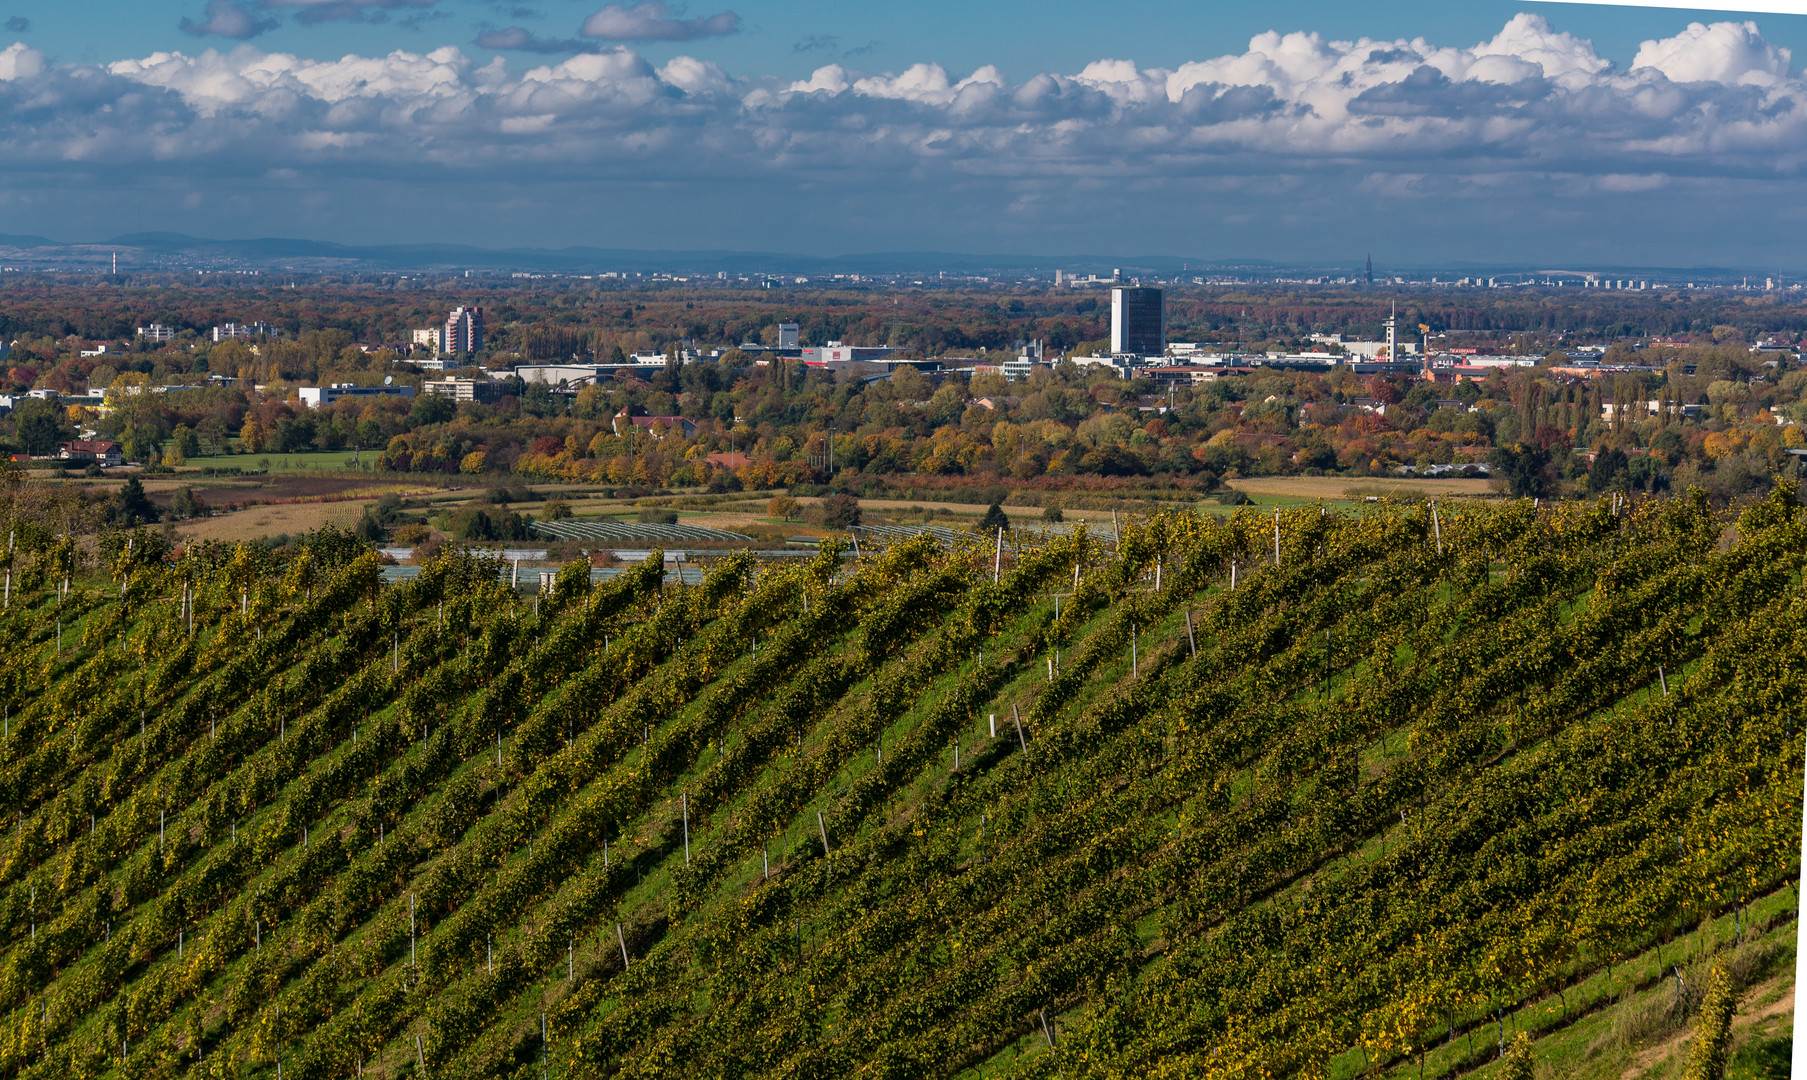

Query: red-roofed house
(612, 410), (698, 439)
(58, 440), (123, 466)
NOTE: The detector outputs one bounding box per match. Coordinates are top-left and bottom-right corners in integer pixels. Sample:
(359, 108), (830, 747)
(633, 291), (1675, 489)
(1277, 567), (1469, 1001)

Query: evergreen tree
(977, 503), (1010, 533)
(109, 476), (159, 526)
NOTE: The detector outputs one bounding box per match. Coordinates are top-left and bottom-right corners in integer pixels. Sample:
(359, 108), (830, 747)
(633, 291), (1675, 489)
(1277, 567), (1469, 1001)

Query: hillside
(0, 488), (1802, 1079)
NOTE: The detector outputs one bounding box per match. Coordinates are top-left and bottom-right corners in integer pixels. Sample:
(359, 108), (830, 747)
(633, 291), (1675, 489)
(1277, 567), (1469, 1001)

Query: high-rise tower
(444, 306), (484, 355)
(1365, 254), (1373, 285)
(1110, 287), (1165, 356)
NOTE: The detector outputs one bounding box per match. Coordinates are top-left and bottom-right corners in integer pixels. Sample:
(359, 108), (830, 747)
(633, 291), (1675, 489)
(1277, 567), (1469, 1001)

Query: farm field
(0, 487), (1799, 1079)
(1225, 474), (1496, 504)
(171, 500), (370, 543)
(173, 451), (380, 474)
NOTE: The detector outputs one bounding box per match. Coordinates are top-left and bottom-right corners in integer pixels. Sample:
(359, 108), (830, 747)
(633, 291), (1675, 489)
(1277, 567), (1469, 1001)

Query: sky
(1, 1), (1806, 267)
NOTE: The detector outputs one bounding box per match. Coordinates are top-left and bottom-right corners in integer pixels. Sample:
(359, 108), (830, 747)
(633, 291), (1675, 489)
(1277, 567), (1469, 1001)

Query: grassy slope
(0, 490), (1800, 1079)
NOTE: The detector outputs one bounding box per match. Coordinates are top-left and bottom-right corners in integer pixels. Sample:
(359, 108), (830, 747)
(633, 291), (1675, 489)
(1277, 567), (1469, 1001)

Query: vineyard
(0, 485), (1802, 1079)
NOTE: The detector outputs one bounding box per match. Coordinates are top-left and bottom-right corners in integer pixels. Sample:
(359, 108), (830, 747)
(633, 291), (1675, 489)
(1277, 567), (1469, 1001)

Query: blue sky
(11, 1), (1806, 78)
(2, 1), (1806, 266)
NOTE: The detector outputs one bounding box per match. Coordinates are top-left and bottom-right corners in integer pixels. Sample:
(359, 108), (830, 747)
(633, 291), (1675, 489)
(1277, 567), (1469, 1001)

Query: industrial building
(800, 342), (903, 365)
(298, 383), (416, 409)
(422, 377), (506, 404)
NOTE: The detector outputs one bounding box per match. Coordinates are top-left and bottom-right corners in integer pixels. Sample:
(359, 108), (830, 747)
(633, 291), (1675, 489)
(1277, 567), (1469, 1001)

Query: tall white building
(444, 307), (484, 355)
(212, 322), (275, 343)
(412, 328), (443, 353)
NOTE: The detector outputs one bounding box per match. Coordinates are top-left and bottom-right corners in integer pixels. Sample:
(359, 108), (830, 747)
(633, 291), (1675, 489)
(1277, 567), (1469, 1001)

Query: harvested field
(1228, 475), (1494, 500)
(173, 499), (368, 542)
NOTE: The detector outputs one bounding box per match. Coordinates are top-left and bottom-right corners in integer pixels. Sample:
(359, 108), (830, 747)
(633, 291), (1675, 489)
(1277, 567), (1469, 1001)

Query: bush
(168, 487), (206, 521)
(449, 506), (536, 541)
(1500, 1033), (1535, 1080)
(821, 492), (862, 529)
(636, 509), (679, 524)
(1684, 966), (1735, 1080)
(542, 496), (574, 520)
(484, 480), (532, 505)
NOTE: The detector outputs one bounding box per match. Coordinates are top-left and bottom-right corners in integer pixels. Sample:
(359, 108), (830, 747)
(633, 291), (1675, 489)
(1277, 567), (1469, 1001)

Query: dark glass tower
(1110, 287), (1165, 356)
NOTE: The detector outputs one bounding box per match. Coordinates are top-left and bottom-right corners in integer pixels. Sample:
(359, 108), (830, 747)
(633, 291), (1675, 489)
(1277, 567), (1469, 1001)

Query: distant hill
(0, 229), (1764, 280)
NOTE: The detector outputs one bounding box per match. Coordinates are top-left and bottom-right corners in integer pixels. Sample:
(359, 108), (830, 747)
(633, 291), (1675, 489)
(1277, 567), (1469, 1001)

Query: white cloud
(657, 55), (729, 95)
(787, 65), (849, 95)
(0, 42), (44, 81)
(1471, 12), (1610, 87)
(64, 14), (1807, 175)
(2, 15), (1806, 258)
(1632, 20), (1791, 86)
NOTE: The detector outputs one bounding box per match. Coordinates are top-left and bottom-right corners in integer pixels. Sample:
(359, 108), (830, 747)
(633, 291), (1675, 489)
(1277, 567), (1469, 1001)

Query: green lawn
(175, 449), (381, 473)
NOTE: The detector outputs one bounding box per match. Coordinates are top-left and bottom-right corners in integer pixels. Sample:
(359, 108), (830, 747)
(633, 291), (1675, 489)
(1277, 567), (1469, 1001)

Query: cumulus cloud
(179, 0), (278, 40)
(1632, 20), (1791, 86)
(0, 41), (43, 81)
(58, 14), (1806, 174)
(5, 15), (1807, 259)
(38, 13), (1805, 182)
(580, 2), (739, 42)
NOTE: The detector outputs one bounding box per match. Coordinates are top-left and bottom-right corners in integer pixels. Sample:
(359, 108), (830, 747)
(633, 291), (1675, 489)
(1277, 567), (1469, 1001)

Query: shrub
(636, 509), (679, 524)
(821, 492), (861, 529)
(1500, 1033), (1535, 1080)
(1683, 966), (1735, 1080)
(168, 487), (206, 521)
